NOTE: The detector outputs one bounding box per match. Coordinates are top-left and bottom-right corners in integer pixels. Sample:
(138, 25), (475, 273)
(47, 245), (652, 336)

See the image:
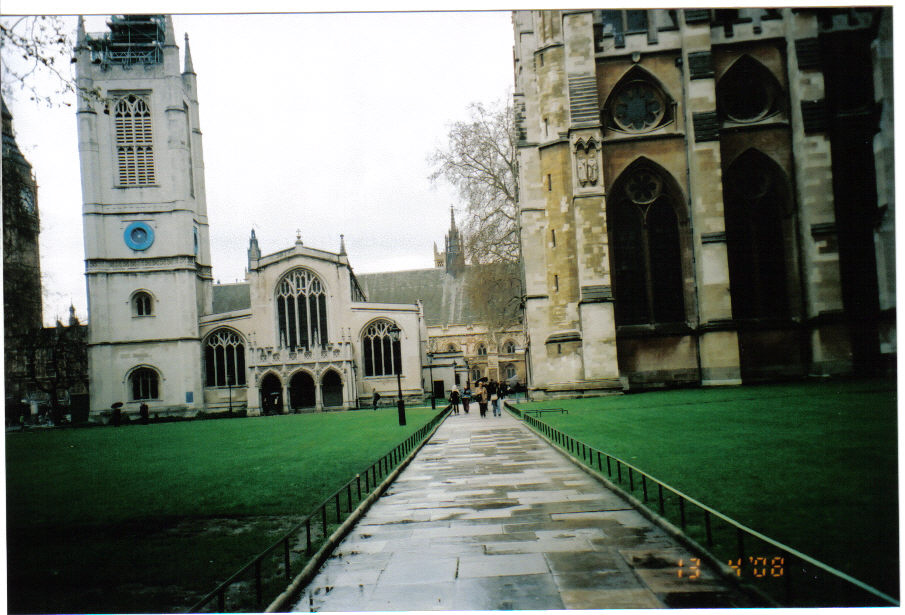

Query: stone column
(681, 11), (741, 385)
(785, 9), (851, 375)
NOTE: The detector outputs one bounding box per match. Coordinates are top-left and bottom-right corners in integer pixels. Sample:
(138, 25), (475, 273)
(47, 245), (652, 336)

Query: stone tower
(75, 15), (213, 416)
(444, 207), (466, 275)
(3, 97), (44, 403)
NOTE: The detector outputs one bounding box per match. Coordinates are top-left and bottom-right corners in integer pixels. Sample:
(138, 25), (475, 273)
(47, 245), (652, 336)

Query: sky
(1, 8), (516, 325)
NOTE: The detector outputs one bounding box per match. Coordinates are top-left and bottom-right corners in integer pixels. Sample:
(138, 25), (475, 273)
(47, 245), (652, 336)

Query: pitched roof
(211, 283), (250, 313)
(356, 268), (478, 327)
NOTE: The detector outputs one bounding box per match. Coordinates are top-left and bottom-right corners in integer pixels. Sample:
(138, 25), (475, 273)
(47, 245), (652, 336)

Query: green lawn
(514, 378), (899, 601)
(6, 407), (440, 614)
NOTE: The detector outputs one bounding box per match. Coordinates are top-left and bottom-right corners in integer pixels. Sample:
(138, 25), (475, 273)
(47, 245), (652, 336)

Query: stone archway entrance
(260, 373), (282, 415)
(321, 370), (343, 408)
(289, 371), (316, 411)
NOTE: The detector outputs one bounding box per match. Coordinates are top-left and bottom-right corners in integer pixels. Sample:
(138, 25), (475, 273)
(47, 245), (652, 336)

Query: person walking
(372, 391), (381, 411)
(498, 381), (508, 416)
(462, 387), (471, 414)
(477, 381), (488, 418)
(487, 379), (500, 416)
(449, 387), (461, 415)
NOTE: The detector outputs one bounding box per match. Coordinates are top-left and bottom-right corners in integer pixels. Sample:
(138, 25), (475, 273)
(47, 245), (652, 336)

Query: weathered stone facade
(513, 9), (894, 397)
(77, 16), (427, 420)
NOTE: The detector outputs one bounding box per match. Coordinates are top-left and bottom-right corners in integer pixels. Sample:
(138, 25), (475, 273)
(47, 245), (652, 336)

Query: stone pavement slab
(293, 409), (755, 611)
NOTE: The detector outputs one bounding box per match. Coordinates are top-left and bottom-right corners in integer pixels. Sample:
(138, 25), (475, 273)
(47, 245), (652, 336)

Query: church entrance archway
(321, 370), (343, 408)
(260, 373), (282, 415)
(289, 371), (316, 410)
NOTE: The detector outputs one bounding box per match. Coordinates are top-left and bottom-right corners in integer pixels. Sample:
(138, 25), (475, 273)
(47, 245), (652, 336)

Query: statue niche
(574, 137), (600, 187)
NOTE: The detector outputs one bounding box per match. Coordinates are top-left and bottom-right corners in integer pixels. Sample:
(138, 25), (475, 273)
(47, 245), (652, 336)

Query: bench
(522, 408), (568, 416)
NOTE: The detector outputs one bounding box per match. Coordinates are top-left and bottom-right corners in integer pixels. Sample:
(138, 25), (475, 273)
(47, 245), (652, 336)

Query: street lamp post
(388, 324), (406, 426)
(427, 351), (436, 409)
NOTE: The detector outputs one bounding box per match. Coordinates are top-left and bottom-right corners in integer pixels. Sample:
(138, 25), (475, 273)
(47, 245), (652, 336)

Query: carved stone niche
(574, 136), (601, 188)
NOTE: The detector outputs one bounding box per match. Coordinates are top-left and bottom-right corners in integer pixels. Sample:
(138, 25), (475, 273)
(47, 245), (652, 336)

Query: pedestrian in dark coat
(449, 388), (461, 414)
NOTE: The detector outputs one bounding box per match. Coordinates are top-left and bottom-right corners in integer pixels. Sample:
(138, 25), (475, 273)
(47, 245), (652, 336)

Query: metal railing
(517, 410), (898, 608)
(189, 408), (450, 613)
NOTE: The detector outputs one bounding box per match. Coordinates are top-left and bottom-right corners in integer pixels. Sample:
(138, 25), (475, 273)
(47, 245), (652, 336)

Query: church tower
(75, 15), (213, 418)
(444, 207), (465, 275)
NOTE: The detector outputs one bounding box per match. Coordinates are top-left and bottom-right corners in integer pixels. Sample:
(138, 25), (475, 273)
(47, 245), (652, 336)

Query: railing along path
(508, 405), (898, 608)
(189, 408), (450, 613)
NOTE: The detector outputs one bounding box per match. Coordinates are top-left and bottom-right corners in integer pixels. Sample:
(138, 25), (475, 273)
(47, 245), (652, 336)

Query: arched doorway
(321, 370), (343, 408)
(260, 373), (282, 415)
(289, 371), (316, 410)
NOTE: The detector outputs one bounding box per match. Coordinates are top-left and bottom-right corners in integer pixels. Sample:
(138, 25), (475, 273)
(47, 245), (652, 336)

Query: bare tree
(429, 97), (523, 333)
(429, 97), (519, 266)
(1, 15), (78, 106)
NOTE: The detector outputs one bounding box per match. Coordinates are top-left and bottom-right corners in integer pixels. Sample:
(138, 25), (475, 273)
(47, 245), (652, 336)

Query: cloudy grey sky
(2, 8), (515, 325)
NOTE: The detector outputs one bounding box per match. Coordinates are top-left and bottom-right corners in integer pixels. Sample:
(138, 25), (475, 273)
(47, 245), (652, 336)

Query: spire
(247, 229), (261, 268)
(183, 33), (195, 74)
(339, 234), (347, 256)
(76, 15), (87, 47)
(69, 304), (79, 326)
(450, 205), (457, 230)
(164, 15), (176, 47)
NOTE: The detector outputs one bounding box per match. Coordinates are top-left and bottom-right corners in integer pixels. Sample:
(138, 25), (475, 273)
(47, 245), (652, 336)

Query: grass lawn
(514, 377), (898, 601)
(6, 407), (440, 614)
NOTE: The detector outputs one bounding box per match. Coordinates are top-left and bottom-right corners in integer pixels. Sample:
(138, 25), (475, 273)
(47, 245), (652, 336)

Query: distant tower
(3, 96), (43, 403)
(75, 16), (213, 417)
(444, 207), (465, 275)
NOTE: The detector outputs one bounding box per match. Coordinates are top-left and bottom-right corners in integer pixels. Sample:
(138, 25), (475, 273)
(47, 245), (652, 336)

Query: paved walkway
(293, 408), (755, 611)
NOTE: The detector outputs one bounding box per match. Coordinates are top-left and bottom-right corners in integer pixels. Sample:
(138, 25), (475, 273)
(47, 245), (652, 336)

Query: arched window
(476, 344), (488, 356)
(130, 367), (159, 400)
(504, 364), (517, 381)
(609, 162), (685, 326)
(276, 268), (328, 349)
(723, 150), (791, 319)
(114, 94), (156, 186)
(362, 320), (401, 377)
(133, 291), (153, 317)
(204, 329), (246, 387)
(603, 67), (674, 135)
(717, 56), (782, 123)
(472, 368), (482, 383)
(502, 340), (516, 354)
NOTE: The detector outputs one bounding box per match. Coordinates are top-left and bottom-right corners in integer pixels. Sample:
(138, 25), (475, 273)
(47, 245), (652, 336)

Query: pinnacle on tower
(339, 234), (347, 256)
(183, 33), (195, 74)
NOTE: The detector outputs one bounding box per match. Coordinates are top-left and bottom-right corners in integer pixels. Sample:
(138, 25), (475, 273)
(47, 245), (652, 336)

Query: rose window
(612, 81), (665, 132)
(625, 168), (663, 204)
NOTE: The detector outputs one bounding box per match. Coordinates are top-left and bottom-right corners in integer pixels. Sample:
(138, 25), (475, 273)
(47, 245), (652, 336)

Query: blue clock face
(124, 222), (154, 250)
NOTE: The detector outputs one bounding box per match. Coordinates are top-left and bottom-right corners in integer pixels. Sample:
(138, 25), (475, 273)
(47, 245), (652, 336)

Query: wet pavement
(293, 408), (755, 611)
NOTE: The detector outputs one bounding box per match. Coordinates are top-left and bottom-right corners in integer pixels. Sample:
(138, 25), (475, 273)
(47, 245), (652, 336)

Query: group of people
(448, 379), (509, 418)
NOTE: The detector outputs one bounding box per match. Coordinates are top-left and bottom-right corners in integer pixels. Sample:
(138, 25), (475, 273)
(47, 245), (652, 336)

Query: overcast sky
(2, 9), (515, 325)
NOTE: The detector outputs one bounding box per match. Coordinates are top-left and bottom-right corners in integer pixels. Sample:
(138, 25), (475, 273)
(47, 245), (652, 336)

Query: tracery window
(502, 341), (516, 354)
(133, 291), (153, 316)
(476, 344), (488, 356)
(130, 367), (159, 400)
(114, 94), (156, 186)
(204, 329), (246, 387)
(362, 320), (401, 377)
(504, 364), (517, 381)
(723, 150), (790, 319)
(276, 268), (328, 349)
(609, 164), (685, 326)
(603, 69), (673, 135)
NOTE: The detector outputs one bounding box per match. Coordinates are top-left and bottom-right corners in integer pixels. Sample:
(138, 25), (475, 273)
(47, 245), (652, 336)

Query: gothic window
(472, 368), (482, 382)
(603, 68), (673, 135)
(476, 344), (488, 356)
(204, 329), (246, 387)
(504, 364), (517, 381)
(114, 94), (156, 186)
(132, 291), (153, 316)
(362, 320), (401, 377)
(717, 56), (782, 123)
(503, 340), (516, 354)
(276, 268), (328, 349)
(723, 150), (790, 319)
(609, 163), (685, 326)
(130, 367), (159, 400)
